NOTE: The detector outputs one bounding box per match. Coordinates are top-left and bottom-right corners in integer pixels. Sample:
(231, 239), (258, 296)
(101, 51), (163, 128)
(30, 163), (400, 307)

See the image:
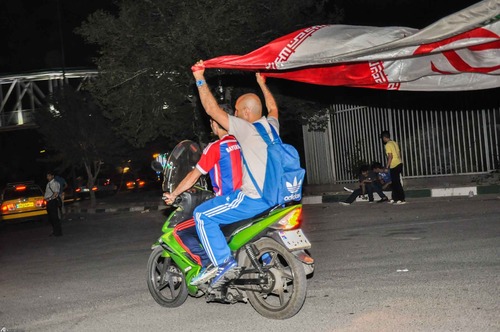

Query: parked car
(125, 177), (146, 191)
(74, 178), (117, 199)
(121, 172), (161, 191)
(0, 182), (47, 221)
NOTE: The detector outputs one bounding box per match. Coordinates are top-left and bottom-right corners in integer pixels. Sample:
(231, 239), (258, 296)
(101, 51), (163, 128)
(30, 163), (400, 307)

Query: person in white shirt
(45, 171), (62, 236)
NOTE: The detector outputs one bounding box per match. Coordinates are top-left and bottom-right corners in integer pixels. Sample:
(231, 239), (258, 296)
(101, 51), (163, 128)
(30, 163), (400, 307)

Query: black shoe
(377, 197), (389, 203)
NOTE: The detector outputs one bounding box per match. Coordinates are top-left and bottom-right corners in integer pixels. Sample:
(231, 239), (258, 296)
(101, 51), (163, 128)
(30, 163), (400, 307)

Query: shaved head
(235, 93), (262, 122)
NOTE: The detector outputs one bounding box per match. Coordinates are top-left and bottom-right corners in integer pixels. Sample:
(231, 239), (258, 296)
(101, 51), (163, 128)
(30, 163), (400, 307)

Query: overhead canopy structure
(204, 0), (500, 91)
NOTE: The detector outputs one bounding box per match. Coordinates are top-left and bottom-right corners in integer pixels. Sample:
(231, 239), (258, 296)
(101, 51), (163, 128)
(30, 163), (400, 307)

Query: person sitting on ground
(371, 161), (392, 192)
(339, 164), (388, 205)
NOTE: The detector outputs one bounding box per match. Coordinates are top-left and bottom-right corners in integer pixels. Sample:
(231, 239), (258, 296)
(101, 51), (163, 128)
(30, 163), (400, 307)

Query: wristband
(196, 80), (205, 87)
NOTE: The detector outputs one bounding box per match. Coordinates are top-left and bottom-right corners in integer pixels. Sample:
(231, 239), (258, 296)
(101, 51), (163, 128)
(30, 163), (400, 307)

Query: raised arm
(192, 61), (229, 130)
(256, 73), (278, 119)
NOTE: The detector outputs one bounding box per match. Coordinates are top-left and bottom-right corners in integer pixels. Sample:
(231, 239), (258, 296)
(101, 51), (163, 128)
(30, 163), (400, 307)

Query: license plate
(17, 202), (34, 209)
(279, 229), (311, 250)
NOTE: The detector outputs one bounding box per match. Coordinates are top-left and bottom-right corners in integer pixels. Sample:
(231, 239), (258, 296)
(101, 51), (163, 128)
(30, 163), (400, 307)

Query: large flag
(204, 0), (500, 91)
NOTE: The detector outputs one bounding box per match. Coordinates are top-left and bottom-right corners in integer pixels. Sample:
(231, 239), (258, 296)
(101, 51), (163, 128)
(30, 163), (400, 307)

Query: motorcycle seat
(221, 206), (276, 240)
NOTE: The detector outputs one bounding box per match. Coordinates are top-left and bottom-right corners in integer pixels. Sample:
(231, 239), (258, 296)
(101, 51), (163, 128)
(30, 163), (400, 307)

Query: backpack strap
(268, 123), (282, 144)
(242, 153), (263, 197)
(240, 120), (279, 197)
(253, 121), (282, 145)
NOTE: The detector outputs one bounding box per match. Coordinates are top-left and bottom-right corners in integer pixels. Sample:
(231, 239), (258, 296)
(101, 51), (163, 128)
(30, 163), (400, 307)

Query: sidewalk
(65, 175), (500, 214)
(303, 173), (500, 204)
(65, 190), (168, 214)
(302, 182), (500, 204)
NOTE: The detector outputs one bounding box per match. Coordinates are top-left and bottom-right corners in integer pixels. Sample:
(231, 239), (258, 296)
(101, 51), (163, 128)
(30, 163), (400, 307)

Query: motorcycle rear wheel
(242, 238), (307, 320)
(146, 246), (188, 307)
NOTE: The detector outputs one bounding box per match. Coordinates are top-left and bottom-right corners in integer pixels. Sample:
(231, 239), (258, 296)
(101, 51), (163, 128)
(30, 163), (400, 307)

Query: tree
(35, 85), (130, 207)
(75, 0), (341, 147)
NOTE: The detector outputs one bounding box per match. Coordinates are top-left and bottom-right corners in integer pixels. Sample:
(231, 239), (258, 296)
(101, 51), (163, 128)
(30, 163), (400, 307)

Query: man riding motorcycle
(163, 104), (242, 285)
(191, 61), (281, 288)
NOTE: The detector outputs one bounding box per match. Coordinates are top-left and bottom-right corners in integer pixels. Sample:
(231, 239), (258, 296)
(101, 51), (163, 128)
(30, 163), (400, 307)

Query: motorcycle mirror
(151, 161), (164, 172)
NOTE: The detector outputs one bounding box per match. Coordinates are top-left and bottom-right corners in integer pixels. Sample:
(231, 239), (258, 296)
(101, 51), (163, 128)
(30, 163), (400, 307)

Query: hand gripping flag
(204, 0), (500, 91)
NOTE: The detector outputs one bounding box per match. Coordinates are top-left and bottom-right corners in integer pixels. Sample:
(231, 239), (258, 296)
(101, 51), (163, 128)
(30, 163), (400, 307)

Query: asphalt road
(0, 196), (499, 332)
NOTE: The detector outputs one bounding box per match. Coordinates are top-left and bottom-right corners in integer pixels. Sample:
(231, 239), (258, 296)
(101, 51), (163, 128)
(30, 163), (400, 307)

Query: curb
(66, 202), (168, 214)
(65, 185), (499, 213)
(304, 184), (500, 204)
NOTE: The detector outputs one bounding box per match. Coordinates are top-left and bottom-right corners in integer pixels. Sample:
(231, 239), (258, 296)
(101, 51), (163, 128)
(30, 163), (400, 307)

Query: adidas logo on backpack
(284, 177), (303, 202)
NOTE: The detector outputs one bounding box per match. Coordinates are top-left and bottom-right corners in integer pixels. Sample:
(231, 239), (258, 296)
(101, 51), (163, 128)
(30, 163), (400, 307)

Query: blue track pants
(194, 190), (270, 266)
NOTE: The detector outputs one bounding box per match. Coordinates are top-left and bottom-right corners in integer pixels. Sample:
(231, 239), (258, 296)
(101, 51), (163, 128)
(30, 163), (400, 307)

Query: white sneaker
(395, 200), (407, 205)
(339, 202), (351, 206)
(388, 200), (395, 204)
(343, 187), (354, 193)
(190, 265), (218, 286)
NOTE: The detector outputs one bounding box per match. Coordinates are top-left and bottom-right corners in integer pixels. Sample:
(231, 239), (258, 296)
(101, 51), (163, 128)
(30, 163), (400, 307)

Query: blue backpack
(244, 121), (305, 206)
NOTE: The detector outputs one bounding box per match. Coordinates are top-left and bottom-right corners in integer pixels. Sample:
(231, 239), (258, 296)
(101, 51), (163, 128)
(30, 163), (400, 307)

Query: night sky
(0, 0), (482, 74)
(0, 0), (491, 187)
(0, 0), (117, 74)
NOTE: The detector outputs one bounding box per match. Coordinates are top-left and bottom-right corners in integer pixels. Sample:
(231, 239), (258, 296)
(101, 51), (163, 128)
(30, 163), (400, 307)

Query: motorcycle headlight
(151, 238), (162, 250)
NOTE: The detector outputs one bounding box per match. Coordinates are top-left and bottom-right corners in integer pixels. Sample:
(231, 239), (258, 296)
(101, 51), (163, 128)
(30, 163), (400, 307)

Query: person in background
(371, 161), (391, 202)
(339, 165), (382, 205)
(380, 130), (406, 204)
(45, 171), (62, 236)
(54, 174), (68, 216)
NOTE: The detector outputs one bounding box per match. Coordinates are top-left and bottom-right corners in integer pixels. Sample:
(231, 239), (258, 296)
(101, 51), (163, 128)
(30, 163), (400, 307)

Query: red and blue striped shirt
(196, 135), (242, 196)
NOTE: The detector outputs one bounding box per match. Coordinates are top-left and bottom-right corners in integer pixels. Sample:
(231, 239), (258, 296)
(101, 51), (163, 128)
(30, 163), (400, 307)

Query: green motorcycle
(147, 140), (314, 320)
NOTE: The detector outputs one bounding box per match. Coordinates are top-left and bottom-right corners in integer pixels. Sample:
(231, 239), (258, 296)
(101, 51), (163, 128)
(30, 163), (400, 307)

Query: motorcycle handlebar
(162, 194), (182, 206)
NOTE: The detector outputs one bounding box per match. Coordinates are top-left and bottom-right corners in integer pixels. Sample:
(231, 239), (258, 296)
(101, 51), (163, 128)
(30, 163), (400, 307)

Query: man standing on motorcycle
(191, 60), (280, 288)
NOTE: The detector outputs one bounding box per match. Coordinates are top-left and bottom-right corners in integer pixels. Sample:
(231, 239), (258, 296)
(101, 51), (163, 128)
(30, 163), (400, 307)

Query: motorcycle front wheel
(242, 238), (307, 320)
(146, 246), (188, 307)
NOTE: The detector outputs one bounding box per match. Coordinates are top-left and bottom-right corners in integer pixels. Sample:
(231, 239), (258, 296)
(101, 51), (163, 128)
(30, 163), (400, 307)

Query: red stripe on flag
(414, 27), (500, 55)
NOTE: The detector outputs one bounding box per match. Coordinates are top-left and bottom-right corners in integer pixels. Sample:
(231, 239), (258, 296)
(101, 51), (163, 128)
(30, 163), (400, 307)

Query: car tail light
(15, 185), (26, 191)
(36, 199), (45, 207)
(138, 180), (145, 187)
(1, 203), (15, 212)
(75, 188), (81, 193)
(126, 181), (135, 189)
(92, 186), (98, 191)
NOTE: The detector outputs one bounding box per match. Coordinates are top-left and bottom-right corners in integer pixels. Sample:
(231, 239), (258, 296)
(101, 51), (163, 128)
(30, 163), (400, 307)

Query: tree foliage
(35, 85), (129, 206)
(76, 0), (341, 147)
